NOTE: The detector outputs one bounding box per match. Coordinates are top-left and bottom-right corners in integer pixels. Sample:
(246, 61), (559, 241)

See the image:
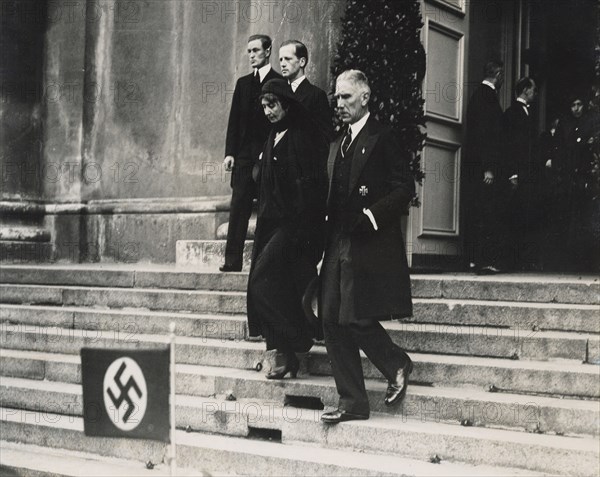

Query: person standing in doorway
(464, 60), (508, 275)
(503, 77), (540, 270)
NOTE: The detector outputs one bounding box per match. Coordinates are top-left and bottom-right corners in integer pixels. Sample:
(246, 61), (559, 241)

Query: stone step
(0, 408), (543, 477)
(2, 264), (598, 305)
(1, 304), (248, 341)
(3, 291), (599, 337)
(0, 441), (202, 477)
(0, 241), (52, 263)
(1, 353), (598, 435)
(2, 334), (599, 399)
(2, 314), (597, 362)
(1, 379), (597, 476)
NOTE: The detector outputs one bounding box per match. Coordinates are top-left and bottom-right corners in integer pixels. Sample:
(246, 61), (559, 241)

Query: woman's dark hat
(261, 78), (297, 103)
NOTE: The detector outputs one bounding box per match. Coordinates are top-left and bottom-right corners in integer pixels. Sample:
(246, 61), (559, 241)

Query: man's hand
(483, 170), (494, 185)
(223, 156), (235, 172)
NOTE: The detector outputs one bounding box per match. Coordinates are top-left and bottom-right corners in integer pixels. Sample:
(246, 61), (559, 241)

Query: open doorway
(523, 0), (597, 129)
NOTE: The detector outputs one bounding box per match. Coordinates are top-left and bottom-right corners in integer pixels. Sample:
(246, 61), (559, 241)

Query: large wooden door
(407, 0), (470, 270)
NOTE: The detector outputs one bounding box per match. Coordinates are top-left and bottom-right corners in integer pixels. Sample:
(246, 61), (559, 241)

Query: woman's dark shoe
(266, 352), (299, 379)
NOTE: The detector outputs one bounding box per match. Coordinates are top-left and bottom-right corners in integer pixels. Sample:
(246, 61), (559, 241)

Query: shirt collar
(482, 80), (496, 91)
(290, 75), (306, 92)
(255, 64), (272, 83)
(348, 112), (370, 141)
(516, 97), (530, 115)
(516, 97), (528, 106)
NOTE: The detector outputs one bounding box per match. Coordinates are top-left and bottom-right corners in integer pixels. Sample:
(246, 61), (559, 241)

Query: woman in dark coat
(247, 78), (328, 379)
(555, 93), (599, 271)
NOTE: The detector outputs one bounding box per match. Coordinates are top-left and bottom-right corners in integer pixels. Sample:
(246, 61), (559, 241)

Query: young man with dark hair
(464, 60), (508, 274)
(279, 39), (333, 142)
(220, 35), (282, 272)
(504, 77), (539, 270)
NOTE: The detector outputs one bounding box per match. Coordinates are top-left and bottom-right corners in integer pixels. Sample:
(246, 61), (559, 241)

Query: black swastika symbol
(106, 361), (143, 423)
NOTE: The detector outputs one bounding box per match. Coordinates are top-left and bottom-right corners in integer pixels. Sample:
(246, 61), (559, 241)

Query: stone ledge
(1, 196), (231, 216)
(0, 226), (51, 242)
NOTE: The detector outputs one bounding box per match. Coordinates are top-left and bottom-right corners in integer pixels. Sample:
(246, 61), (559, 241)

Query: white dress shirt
(289, 75), (306, 93)
(255, 64), (272, 83)
(347, 112), (371, 145)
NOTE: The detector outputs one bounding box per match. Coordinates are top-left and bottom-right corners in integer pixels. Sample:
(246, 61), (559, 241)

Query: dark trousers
(247, 219), (315, 353)
(321, 232), (409, 416)
(223, 161), (256, 269)
(473, 183), (509, 268)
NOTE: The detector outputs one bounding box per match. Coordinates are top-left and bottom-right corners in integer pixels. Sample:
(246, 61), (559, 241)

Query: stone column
(0, 1), (50, 261)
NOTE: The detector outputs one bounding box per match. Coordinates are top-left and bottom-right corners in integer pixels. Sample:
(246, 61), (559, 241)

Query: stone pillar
(0, 1), (51, 261)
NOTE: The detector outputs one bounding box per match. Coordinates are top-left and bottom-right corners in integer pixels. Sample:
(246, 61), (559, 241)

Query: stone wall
(1, 0), (343, 263)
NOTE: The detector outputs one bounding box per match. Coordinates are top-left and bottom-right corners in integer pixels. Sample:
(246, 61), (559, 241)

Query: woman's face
(262, 97), (287, 123)
(571, 99), (584, 118)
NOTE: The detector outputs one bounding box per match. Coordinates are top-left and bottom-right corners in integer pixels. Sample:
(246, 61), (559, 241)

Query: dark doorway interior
(525, 0), (597, 128)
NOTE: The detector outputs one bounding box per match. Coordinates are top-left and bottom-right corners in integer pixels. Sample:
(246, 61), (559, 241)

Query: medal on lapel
(359, 185), (369, 196)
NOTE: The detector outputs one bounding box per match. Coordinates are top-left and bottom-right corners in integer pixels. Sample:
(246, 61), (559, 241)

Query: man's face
(571, 99), (584, 118)
(248, 40), (270, 69)
(335, 80), (369, 124)
(279, 45), (305, 81)
(495, 68), (505, 90)
(524, 80), (537, 103)
(262, 97), (287, 123)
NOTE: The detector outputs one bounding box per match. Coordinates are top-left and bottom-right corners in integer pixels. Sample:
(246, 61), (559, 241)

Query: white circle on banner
(103, 357), (147, 431)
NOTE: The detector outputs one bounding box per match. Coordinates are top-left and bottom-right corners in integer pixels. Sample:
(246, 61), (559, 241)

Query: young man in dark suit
(464, 60), (507, 274)
(220, 35), (282, 272)
(503, 77), (539, 270)
(279, 40), (333, 142)
(319, 70), (415, 424)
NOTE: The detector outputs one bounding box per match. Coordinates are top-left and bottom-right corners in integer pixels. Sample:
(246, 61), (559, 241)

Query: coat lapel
(326, 135), (343, 203)
(348, 117), (379, 196)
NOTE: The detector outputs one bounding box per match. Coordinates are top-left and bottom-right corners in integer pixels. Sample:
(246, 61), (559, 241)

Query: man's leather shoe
(320, 409), (369, 424)
(384, 360), (413, 406)
(219, 264), (242, 272)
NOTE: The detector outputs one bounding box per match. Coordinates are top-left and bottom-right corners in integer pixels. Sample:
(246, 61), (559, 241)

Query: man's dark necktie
(253, 71), (260, 87)
(341, 127), (353, 157)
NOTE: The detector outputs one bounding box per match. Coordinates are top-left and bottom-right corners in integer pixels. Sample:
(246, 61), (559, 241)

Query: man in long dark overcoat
(464, 60), (507, 274)
(319, 70), (415, 424)
(503, 77), (539, 269)
(220, 34), (282, 272)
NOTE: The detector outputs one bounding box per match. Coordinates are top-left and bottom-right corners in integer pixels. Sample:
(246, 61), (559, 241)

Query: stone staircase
(0, 264), (599, 476)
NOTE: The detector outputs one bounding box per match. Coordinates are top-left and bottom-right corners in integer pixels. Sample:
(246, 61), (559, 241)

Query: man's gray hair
(337, 70), (371, 95)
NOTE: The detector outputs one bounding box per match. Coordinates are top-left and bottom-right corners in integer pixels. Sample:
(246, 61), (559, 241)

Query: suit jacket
(225, 67), (282, 162)
(503, 101), (537, 181)
(293, 79), (333, 142)
(465, 83), (504, 183)
(323, 116), (415, 320)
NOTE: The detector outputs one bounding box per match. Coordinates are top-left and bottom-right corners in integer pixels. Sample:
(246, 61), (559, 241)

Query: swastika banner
(81, 347), (170, 442)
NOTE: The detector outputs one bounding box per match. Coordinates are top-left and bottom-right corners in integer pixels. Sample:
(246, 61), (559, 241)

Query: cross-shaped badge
(359, 186), (369, 196)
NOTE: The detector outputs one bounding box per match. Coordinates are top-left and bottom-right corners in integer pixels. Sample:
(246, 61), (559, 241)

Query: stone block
(0, 285), (62, 305)
(0, 355), (45, 380)
(0, 241), (52, 263)
(176, 240), (253, 271)
(0, 305), (73, 328)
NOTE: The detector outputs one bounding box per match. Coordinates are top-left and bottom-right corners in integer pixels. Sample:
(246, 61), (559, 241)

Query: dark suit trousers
(224, 160), (256, 269)
(321, 230), (410, 416)
(474, 182), (509, 268)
